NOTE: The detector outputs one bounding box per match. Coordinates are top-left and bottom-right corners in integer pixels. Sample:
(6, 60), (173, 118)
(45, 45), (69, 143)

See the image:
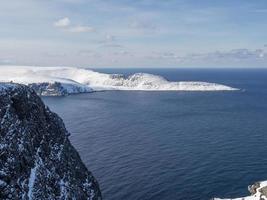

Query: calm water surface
(43, 69), (267, 200)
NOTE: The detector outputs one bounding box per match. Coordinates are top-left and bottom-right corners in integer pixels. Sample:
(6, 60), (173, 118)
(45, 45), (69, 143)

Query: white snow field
(213, 181), (267, 200)
(0, 66), (239, 95)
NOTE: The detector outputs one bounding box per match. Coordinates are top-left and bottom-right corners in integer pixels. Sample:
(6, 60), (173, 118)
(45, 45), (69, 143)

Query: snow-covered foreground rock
(0, 66), (238, 96)
(0, 83), (102, 199)
(213, 181), (267, 200)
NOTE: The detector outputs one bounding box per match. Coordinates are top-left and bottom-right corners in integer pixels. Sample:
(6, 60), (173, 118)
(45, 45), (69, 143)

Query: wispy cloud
(68, 26), (95, 33)
(129, 20), (157, 31)
(54, 17), (95, 33)
(100, 44), (123, 48)
(148, 48), (267, 65)
(105, 34), (116, 42)
(96, 34), (124, 48)
(96, 34), (116, 44)
(0, 58), (15, 65)
(253, 9), (267, 13)
(190, 49), (266, 61)
(1, 0), (267, 67)
(54, 17), (70, 27)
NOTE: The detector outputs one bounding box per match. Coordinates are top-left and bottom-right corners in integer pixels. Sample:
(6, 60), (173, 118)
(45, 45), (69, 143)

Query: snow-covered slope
(213, 181), (267, 200)
(0, 66), (238, 95)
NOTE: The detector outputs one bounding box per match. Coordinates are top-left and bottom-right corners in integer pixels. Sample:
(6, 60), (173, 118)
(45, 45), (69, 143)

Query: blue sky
(0, 0), (267, 68)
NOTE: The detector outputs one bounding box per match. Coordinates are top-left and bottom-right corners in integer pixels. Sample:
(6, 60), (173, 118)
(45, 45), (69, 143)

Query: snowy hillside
(0, 66), (239, 96)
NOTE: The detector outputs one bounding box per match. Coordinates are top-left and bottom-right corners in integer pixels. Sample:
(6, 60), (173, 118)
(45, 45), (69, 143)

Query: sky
(0, 0), (267, 68)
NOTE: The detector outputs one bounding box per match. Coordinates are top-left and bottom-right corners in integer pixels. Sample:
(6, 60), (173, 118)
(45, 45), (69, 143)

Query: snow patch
(214, 181), (267, 200)
(27, 147), (42, 200)
(59, 178), (68, 199)
(27, 161), (38, 200)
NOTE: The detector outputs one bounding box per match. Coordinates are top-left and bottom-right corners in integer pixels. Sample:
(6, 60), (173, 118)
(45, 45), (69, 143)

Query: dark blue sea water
(43, 68), (267, 200)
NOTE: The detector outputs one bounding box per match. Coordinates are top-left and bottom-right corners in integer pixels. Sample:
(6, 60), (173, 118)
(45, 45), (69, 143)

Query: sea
(42, 68), (267, 200)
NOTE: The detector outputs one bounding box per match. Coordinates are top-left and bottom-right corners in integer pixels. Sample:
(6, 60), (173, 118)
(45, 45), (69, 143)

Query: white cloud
(54, 17), (70, 28)
(54, 17), (94, 33)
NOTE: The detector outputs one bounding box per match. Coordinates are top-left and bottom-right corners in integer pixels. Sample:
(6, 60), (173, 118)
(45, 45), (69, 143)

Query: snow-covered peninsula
(0, 66), (239, 96)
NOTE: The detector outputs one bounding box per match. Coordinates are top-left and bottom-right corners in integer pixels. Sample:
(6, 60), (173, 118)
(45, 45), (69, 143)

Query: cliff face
(0, 83), (101, 200)
(28, 82), (92, 96)
(28, 82), (69, 96)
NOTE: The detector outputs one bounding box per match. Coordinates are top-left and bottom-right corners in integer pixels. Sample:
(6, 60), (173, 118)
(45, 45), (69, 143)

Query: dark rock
(0, 83), (102, 200)
(28, 82), (68, 96)
(248, 182), (261, 195)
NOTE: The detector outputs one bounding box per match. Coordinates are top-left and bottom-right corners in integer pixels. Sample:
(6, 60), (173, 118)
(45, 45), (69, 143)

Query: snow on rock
(213, 181), (267, 200)
(0, 83), (102, 199)
(0, 66), (238, 96)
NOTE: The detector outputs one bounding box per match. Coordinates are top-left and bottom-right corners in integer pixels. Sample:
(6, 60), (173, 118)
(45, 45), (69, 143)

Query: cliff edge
(0, 83), (102, 199)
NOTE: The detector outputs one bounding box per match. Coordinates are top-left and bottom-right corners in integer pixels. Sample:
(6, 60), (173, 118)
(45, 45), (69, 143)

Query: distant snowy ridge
(0, 66), (239, 96)
(213, 181), (267, 200)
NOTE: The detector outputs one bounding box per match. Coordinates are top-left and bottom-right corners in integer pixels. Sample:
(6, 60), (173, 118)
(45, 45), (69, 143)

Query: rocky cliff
(0, 83), (101, 200)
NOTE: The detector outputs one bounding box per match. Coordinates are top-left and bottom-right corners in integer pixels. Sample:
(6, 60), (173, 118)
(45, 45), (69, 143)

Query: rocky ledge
(213, 181), (267, 200)
(0, 83), (101, 199)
